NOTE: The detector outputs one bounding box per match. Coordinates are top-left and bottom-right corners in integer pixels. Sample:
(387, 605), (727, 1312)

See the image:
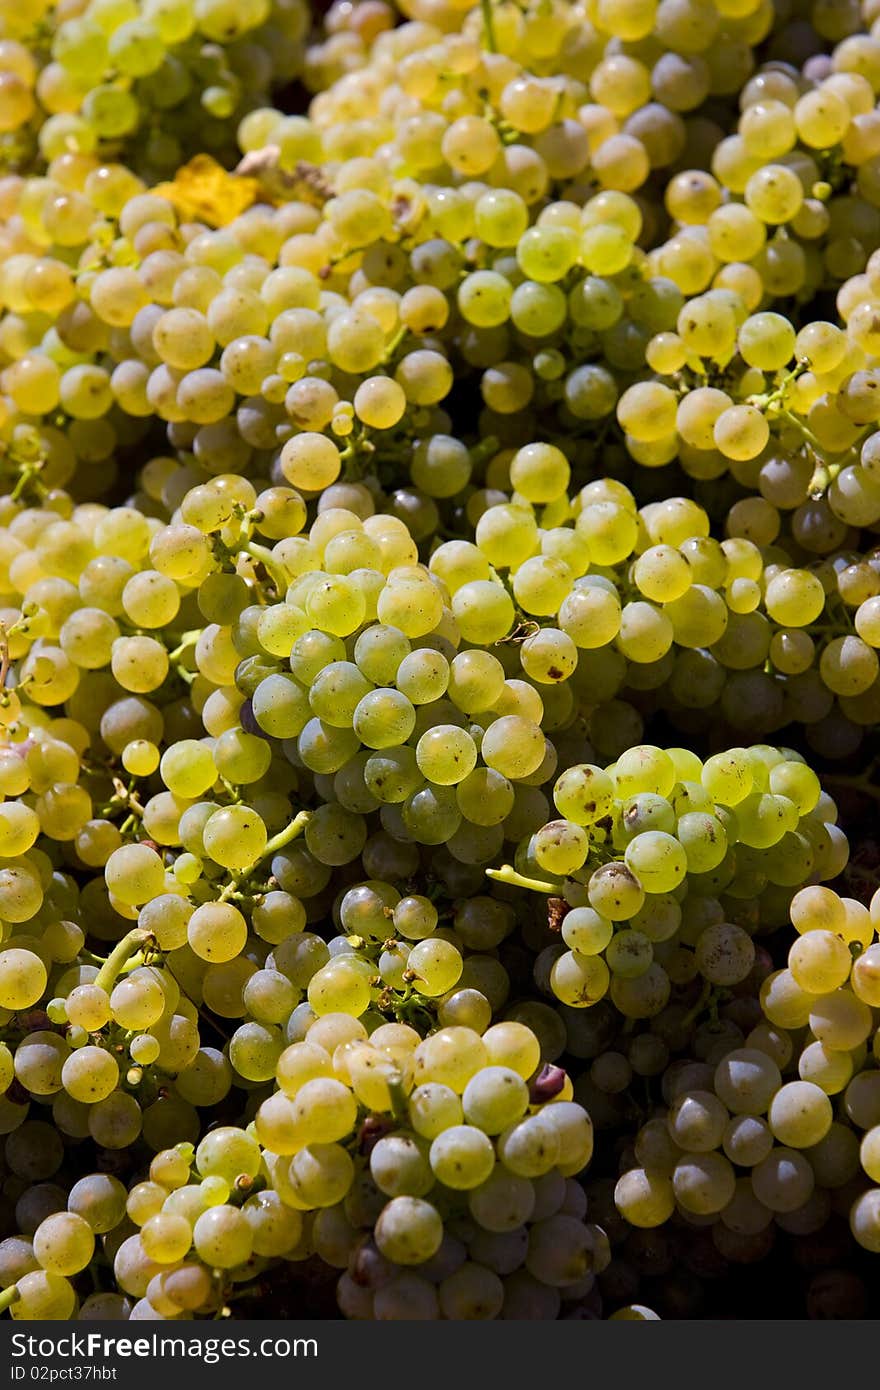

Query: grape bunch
(508, 741), (845, 1021)
(0, 998), (596, 1320)
(613, 881), (880, 1270)
(0, 0), (311, 179)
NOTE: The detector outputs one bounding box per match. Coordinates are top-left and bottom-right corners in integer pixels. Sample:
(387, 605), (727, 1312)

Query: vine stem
(480, 0), (497, 51)
(780, 409), (828, 459)
(167, 630), (203, 662)
(0, 1285), (20, 1313)
(242, 542), (288, 597)
(485, 864), (555, 894)
(681, 979), (712, 1029)
(94, 929), (155, 994)
(218, 810), (312, 902)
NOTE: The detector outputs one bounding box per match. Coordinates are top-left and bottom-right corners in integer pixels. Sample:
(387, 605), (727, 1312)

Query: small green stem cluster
(218, 809), (312, 902)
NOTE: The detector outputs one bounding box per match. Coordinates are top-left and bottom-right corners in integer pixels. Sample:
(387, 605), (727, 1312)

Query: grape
(104, 844), (165, 906)
(497, 1114), (562, 1179)
(374, 1197), (444, 1266)
(10, 1270), (76, 1320)
(0, 949), (47, 1010)
(469, 1170), (536, 1234)
(33, 1212), (95, 1276)
(750, 1149), (815, 1214)
(673, 1153), (736, 1215)
(193, 1206), (253, 1269)
(60, 1047), (119, 1104)
(429, 1125), (495, 1190)
(668, 1091), (728, 1152)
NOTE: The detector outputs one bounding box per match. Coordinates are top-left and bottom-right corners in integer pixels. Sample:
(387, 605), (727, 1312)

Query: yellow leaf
(153, 154), (261, 228)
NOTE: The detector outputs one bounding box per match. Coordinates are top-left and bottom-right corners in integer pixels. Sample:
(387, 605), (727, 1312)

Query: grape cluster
(0, 1001), (596, 1320)
(612, 881), (880, 1271)
(0, 0), (311, 179)
(514, 742), (845, 1020)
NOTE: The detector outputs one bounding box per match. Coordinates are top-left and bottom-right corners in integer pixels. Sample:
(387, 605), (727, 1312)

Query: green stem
(167, 630), (203, 662)
(388, 1075), (410, 1123)
(382, 325), (408, 363)
(681, 979), (711, 1029)
(780, 409), (828, 460)
(242, 542), (288, 597)
(218, 810), (312, 901)
(0, 1285), (20, 1314)
(480, 0), (497, 51)
(95, 929), (154, 994)
(263, 810), (312, 858)
(485, 864), (555, 894)
(10, 465), (43, 503)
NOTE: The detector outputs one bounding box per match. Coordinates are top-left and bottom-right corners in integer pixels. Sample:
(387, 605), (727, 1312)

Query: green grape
(481, 717), (545, 779)
(429, 1124), (495, 1189)
(694, 923), (755, 985)
(353, 689), (416, 749)
(10, 1270), (76, 1320)
(104, 843), (165, 906)
(452, 581), (515, 644)
(534, 819), (589, 875)
(415, 726), (477, 786)
(60, 1047), (119, 1104)
(407, 938), (463, 997)
(588, 862), (645, 920)
(193, 1205), (253, 1270)
(230, 1022), (285, 1082)
(554, 765), (615, 824)
(395, 649), (449, 705)
(550, 951), (610, 1008)
(309, 662), (373, 727)
(187, 902), (247, 963)
(497, 1112), (562, 1179)
(202, 804), (267, 871)
(456, 768), (515, 827)
(702, 749), (753, 806)
(768, 1081), (833, 1148)
(0, 948), (47, 1010)
(374, 1197), (443, 1266)
(458, 271), (513, 328)
(676, 812), (728, 872)
(393, 896), (439, 942)
(606, 930), (653, 979)
(446, 651), (506, 713)
(519, 628), (578, 683)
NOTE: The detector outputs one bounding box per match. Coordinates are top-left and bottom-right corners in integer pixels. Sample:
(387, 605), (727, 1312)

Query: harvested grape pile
(1, 0), (880, 1326)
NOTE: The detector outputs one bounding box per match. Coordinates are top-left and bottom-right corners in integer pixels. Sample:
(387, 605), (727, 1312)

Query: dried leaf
(153, 154), (260, 228)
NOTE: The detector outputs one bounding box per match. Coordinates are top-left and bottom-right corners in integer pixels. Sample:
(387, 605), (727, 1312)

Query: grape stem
(680, 978), (712, 1028)
(388, 1075), (410, 1123)
(242, 542), (288, 597)
(485, 864), (555, 894)
(217, 810), (312, 902)
(167, 630), (203, 662)
(480, 0), (497, 51)
(94, 929), (155, 994)
(780, 409), (828, 460)
(0, 1284), (20, 1314)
